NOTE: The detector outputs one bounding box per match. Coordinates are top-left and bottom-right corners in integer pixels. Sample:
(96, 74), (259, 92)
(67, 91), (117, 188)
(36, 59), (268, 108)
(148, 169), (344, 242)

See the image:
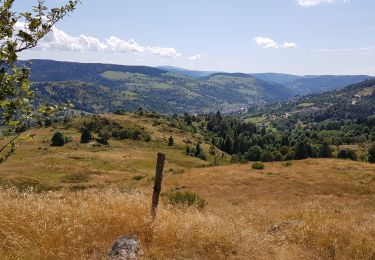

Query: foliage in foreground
(0, 0), (79, 163)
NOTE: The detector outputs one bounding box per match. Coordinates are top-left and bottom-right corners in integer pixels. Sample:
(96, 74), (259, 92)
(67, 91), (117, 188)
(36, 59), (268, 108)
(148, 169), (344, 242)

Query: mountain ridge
(23, 59), (372, 114)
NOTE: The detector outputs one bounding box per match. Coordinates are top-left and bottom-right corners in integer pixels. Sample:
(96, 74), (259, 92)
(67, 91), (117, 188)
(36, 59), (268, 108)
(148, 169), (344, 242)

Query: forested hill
(246, 78), (375, 123)
(250, 73), (370, 94)
(27, 60), (295, 114)
(28, 59), (166, 82)
(25, 59), (371, 115)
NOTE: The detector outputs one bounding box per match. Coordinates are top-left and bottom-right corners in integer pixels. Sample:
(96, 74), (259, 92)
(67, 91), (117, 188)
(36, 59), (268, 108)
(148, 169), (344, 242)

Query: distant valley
(27, 59), (371, 114)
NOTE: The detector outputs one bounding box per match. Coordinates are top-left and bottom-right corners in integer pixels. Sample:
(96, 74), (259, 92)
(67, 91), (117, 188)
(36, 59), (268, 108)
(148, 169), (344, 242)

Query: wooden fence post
(151, 152), (165, 220)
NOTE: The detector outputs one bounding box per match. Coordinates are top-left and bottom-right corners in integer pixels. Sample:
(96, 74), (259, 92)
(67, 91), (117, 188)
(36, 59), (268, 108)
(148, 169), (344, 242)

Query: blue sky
(16, 0), (375, 75)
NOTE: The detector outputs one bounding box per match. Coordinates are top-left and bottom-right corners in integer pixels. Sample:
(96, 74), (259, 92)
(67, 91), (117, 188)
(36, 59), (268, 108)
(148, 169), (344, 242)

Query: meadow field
(0, 114), (374, 259)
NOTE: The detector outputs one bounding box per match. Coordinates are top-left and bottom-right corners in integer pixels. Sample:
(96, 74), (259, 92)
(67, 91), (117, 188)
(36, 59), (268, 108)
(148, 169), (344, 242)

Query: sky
(15, 0), (375, 75)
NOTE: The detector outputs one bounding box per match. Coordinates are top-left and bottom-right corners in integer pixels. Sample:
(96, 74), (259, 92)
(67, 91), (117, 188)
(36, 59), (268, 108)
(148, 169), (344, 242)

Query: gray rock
(109, 235), (140, 260)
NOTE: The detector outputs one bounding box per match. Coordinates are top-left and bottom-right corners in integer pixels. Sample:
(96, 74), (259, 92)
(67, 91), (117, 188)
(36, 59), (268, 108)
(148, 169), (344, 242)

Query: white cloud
(147, 46), (182, 58)
(40, 27), (108, 52)
(188, 53), (209, 61)
(34, 26), (182, 58)
(105, 36), (144, 53)
(253, 37), (297, 49)
(296, 0), (349, 7)
(189, 54), (202, 60)
(253, 37), (279, 49)
(283, 42), (298, 48)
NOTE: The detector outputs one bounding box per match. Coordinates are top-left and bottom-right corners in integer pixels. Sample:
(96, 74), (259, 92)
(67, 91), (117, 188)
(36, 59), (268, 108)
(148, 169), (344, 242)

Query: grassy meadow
(0, 114), (374, 259)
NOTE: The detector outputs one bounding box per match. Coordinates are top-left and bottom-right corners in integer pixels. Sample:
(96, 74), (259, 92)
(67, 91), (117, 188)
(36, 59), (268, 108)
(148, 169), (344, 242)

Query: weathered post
(151, 152), (165, 220)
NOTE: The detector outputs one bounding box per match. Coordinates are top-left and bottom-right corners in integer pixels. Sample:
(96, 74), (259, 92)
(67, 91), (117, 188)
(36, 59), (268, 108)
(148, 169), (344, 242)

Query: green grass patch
(61, 173), (90, 183)
(252, 162), (265, 170)
(163, 191), (206, 209)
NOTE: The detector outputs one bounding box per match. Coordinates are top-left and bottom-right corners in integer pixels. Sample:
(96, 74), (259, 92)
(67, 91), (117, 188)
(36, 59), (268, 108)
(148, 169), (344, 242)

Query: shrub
(98, 129), (111, 145)
(252, 162), (265, 170)
(144, 134), (151, 142)
(282, 161), (293, 167)
(368, 144), (375, 163)
(80, 127), (92, 143)
(337, 149), (357, 161)
(261, 151), (274, 162)
(44, 118), (52, 127)
(319, 143), (332, 158)
(195, 143), (202, 156)
(164, 191), (206, 209)
(279, 146), (290, 156)
(294, 142), (309, 160)
(194, 144), (206, 160)
(272, 151), (283, 161)
(168, 136), (174, 146)
(245, 145), (262, 161)
(231, 154), (246, 164)
(284, 150), (295, 161)
(209, 146), (216, 155)
(130, 129), (142, 140)
(51, 132), (66, 146)
(197, 151), (207, 161)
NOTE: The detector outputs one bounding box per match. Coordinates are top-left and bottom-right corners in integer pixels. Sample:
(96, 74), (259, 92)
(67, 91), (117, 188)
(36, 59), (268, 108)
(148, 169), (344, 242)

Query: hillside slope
(251, 73), (370, 94)
(27, 60), (294, 114)
(247, 78), (375, 122)
(287, 75), (371, 94)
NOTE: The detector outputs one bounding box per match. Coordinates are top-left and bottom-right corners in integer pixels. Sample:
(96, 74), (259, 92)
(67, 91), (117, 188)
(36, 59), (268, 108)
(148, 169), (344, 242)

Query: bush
(279, 146), (290, 156)
(197, 151), (207, 161)
(194, 144), (206, 160)
(130, 129), (142, 140)
(368, 144), (375, 163)
(51, 132), (66, 146)
(282, 161), (293, 167)
(231, 154), (246, 164)
(261, 151), (274, 162)
(294, 142), (309, 160)
(98, 129), (111, 145)
(319, 143), (332, 158)
(164, 191), (206, 209)
(112, 129), (129, 140)
(44, 118), (52, 127)
(209, 146), (216, 155)
(284, 150), (295, 161)
(252, 162), (265, 170)
(144, 134), (151, 142)
(185, 146), (191, 155)
(168, 136), (174, 146)
(337, 149), (357, 161)
(80, 127), (92, 143)
(272, 151), (283, 161)
(245, 145), (262, 161)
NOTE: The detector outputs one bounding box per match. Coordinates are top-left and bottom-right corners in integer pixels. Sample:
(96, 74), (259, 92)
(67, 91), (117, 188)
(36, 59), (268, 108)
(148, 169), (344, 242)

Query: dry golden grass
(1, 159), (375, 259)
(0, 188), (264, 260)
